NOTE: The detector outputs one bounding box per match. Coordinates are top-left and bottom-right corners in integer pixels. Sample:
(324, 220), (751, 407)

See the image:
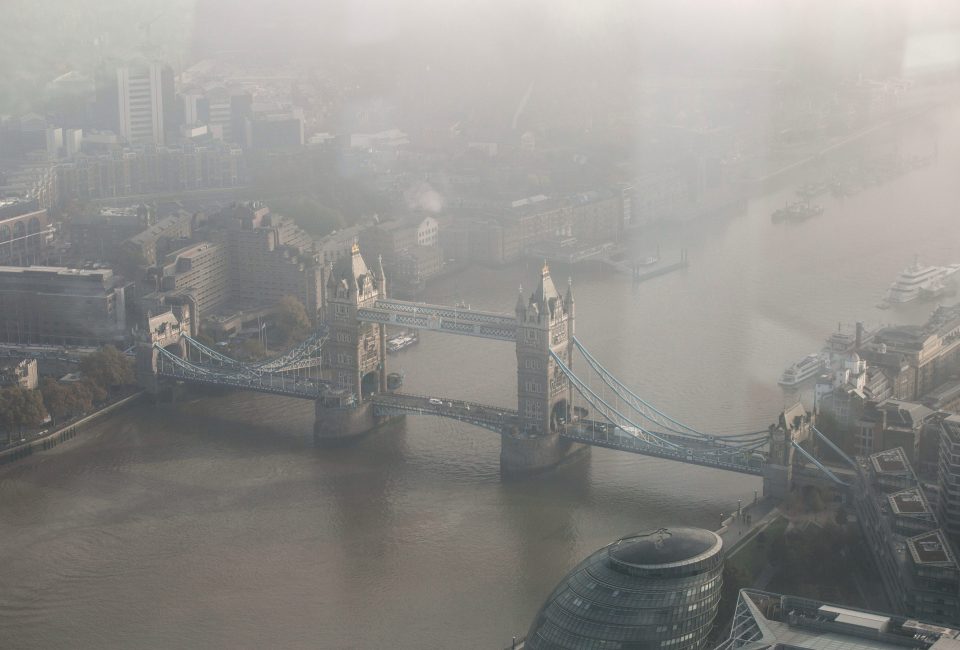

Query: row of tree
(0, 346), (135, 444)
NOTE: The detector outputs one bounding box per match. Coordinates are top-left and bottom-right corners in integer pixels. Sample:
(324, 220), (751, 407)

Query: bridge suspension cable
(550, 349), (681, 449)
(572, 337), (768, 442)
(180, 326), (326, 375)
(154, 344), (325, 398)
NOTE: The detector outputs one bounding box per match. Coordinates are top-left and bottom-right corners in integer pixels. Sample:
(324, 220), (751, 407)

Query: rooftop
(607, 527), (721, 568)
(719, 589), (960, 650)
(907, 530), (957, 566)
(872, 447), (910, 474)
(890, 489), (931, 516)
(0, 265), (113, 280)
(943, 415), (960, 443)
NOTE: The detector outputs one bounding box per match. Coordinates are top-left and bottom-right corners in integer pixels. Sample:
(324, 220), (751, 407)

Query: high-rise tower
(116, 62), (174, 144)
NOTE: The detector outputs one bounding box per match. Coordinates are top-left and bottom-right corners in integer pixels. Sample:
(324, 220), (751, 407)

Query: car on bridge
(429, 398), (443, 406)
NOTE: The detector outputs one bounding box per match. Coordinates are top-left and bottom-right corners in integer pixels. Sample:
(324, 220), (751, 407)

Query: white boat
(779, 353), (826, 387)
(387, 331), (419, 354)
(885, 257), (960, 304)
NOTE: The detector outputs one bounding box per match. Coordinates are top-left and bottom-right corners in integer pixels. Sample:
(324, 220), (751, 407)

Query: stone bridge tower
(502, 263), (585, 473)
(134, 303), (192, 395)
(314, 243), (388, 443)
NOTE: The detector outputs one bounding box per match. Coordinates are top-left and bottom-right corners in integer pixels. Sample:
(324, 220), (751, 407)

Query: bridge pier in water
(137, 243), (817, 484)
(500, 432), (589, 476)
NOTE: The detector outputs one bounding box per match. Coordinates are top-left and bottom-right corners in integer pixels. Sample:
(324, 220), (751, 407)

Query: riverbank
(0, 390), (145, 466)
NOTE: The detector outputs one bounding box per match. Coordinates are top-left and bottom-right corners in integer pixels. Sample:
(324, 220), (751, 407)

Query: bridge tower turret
(515, 263), (573, 434)
(314, 242), (388, 442)
(503, 263), (586, 473)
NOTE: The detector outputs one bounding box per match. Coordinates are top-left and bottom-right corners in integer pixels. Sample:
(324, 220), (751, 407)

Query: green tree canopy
(79, 345), (134, 391)
(0, 386), (48, 441)
(274, 296), (312, 346)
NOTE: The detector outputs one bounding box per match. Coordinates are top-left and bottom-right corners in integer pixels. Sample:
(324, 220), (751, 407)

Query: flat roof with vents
(889, 488), (930, 515)
(908, 530), (958, 566)
(871, 447), (909, 473)
(819, 605), (890, 632)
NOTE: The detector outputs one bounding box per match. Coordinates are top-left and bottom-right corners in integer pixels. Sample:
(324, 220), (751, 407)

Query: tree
(239, 338), (266, 360)
(79, 345), (134, 392)
(41, 378), (71, 423)
(77, 378), (106, 406)
(0, 386), (48, 442)
(273, 296), (311, 346)
(193, 332), (217, 348)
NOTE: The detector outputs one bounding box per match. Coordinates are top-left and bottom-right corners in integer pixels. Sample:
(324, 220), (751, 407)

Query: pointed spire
(515, 284), (526, 316)
(565, 276), (574, 303)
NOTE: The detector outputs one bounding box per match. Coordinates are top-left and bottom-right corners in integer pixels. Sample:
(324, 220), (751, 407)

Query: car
(428, 398), (443, 406)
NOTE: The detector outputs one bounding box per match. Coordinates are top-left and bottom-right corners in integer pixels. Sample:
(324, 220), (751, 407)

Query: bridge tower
(502, 263), (586, 473)
(135, 304), (192, 395)
(314, 243), (389, 443)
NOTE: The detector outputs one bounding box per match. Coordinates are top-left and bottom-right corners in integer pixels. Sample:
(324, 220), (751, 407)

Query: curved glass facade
(525, 528), (724, 650)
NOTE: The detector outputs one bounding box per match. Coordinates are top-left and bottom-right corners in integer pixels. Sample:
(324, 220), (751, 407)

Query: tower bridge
(137, 243), (841, 493)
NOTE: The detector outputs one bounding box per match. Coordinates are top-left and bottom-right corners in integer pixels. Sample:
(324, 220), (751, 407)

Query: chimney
(855, 321), (863, 350)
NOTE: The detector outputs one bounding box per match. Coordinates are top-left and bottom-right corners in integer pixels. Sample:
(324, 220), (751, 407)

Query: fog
(4, 1), (960, 648)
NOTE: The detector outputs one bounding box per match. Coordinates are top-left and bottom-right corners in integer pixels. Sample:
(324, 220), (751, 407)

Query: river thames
(3, 110), (960, 648)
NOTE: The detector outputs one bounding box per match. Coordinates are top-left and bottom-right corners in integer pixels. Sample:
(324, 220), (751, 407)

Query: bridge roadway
(357, 299), (517, 342)
(559, 420), (767, 476)
(156, 363), (325, 399)
(0, 344), (99, 363)
(371, 392), (519, 432)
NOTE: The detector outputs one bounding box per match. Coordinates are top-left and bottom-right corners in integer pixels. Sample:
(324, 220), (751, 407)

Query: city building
(719, 589), (960, 650)
(244, 107), (304, 150)
(359, 215), (445, 297)
(0, 358), (39, 390)
(0, 162), (59, 210)
(56, 142), (247, 201)
(854, 399), (935, 464)
(0, 199), (54, 266)
(69, 205), (155, 263)
(141, 203), (322, 331)
(121, 209), (194, 267)
(525, 528), (724, 650)
(0, 266), (130, 345)
(860, 305), (960, 402)
(153, 242), (229, 319)
(854, 446), (960, 625)
(207, 202), (322, 319)
(938, 415), (960, 546)
(451, 189), (623, 266)
(116, 62), (175, 145)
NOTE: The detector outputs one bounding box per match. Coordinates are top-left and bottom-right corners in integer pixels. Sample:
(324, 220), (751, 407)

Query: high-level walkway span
(140, 254), (834, 492)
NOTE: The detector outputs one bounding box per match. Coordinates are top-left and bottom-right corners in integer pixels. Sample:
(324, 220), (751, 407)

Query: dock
(604, 249), (689, 283)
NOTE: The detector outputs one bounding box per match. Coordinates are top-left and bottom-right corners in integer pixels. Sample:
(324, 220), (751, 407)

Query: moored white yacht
(778, 353), (826, 387)
(885, 256), (960, 304)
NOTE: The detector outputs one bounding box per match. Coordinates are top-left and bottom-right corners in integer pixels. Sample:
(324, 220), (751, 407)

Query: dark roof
(524, 528), (724, 650)
(907, 530), (957, 566)
(608, 528), (720, 567)
(889, 489), (929, 515)
(871, 448), (908, 473)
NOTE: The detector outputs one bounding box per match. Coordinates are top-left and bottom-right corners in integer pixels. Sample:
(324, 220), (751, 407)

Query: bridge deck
(357, 299), (517, 341)
(371, 392), (518, 432)
(560, 422), (766, 476)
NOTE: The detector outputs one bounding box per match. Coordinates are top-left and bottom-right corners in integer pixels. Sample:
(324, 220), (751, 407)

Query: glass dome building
(525, 527), (724, 650)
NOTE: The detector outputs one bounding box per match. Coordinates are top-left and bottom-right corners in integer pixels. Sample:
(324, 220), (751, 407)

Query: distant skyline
(4, 0), (960, 116)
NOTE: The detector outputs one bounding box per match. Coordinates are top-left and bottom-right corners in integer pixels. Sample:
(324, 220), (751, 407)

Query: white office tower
(117, 63), (167, 145)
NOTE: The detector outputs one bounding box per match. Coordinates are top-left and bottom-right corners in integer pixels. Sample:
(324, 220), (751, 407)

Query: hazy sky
(2, 0), (960, 115)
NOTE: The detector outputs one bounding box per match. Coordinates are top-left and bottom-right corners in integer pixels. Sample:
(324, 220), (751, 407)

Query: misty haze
(3, 1), (960, 648)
